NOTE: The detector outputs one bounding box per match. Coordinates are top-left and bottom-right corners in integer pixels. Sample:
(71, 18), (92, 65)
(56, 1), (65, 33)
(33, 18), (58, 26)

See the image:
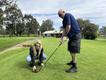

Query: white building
(43, 30), (62, 37)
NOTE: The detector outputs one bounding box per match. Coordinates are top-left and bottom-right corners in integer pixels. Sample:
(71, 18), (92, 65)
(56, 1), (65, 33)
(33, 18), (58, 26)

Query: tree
(77, 18), (98, 40)
(0, 0), (24, 36)
(40, 19), (54, 33)
(0, 8), (3, 31)
(0, 0), (40, 36)
(0, 0), (6, 35)
(77, 18), (90, 38)
(103, 27), (106, 36)
(5, 2), (24, 36)
(23, 14), (39, 36)
(83, 23), (98, 39)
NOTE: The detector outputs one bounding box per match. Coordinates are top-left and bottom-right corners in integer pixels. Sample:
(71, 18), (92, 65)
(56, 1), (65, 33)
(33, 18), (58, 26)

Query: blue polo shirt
(63, 13), (80, 39)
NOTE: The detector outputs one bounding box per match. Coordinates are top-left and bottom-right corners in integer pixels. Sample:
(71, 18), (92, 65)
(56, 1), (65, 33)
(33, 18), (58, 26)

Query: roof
(43, 30), (62, 34)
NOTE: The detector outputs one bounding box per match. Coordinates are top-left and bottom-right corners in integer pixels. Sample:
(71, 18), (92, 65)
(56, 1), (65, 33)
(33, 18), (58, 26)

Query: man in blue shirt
(58, 9), (81, 73)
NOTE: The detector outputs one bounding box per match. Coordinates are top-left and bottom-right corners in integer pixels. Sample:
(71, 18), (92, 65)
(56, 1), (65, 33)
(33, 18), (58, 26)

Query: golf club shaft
(44, 44), (61, 65)
(45, 40), (67, 65)
(39, 40), (67, 72)
(38, 44), (61, 72)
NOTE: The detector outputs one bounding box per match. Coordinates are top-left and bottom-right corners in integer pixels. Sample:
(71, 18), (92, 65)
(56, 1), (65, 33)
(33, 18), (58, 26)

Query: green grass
(0, 37), (106, 80)
(0, 37), (35, 52)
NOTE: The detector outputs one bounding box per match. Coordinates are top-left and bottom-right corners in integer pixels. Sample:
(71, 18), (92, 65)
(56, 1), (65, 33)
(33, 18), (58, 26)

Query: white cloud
(17, 0), (106, 29)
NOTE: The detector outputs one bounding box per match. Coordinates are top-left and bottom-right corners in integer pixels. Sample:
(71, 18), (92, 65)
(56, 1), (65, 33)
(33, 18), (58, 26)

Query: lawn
(0, 37), (35, 52)
(0, 37), (106, 80)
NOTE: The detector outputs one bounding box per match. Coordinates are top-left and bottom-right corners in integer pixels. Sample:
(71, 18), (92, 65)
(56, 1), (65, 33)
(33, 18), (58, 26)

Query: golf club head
(33, 69), (40, 73)
(33, 66), (43, 73)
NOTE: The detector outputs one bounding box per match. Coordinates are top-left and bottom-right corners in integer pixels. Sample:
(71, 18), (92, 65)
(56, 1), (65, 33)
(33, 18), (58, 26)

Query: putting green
(0, 37), (106, 80)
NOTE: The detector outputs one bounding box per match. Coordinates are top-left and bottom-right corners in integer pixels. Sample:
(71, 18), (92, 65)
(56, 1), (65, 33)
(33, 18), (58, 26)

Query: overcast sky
(17, 0), (106, 30)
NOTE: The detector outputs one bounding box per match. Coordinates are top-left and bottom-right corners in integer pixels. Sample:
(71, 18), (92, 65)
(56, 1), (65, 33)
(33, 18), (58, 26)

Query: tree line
(0, 0), (103, 40)
(0, 0), (54, 37)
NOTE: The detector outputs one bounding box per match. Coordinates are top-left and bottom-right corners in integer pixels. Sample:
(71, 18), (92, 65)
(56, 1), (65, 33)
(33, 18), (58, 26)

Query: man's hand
(59, 36), (67, 46)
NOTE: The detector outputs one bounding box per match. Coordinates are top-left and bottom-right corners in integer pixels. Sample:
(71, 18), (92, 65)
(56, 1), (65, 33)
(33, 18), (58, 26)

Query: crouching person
(26, 40), (46, 72)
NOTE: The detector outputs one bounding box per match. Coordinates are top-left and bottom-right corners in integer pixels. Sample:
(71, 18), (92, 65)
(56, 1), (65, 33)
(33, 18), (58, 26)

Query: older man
(58, 9), (81, 73)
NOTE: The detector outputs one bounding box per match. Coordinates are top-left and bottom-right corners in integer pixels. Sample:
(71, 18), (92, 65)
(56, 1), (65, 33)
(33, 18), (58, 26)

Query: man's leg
(71, 53), (76, 63)
(66, 33), (81, 73)
(66, 53), (78, 73)
(67, 53), (76, 65)
(71, 53), (77, 68)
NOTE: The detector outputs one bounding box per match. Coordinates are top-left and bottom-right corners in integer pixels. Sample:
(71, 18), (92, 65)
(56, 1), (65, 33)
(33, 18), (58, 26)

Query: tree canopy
(77, 18), (98, 40)
(40, 19), (54, 33)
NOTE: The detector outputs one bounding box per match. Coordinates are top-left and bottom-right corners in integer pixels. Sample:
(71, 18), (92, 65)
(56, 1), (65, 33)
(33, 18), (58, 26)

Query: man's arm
(65, 25), (71, 35)
(61, 25), (71, 43)
(61, 25), (71, 38)
(61, 28), (66, 38)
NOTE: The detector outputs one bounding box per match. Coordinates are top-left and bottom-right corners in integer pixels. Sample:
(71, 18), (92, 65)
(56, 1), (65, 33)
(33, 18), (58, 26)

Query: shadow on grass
(43, 62), (68, 72)
(15, 60), (32, 72)
(15, 59), (69, 73)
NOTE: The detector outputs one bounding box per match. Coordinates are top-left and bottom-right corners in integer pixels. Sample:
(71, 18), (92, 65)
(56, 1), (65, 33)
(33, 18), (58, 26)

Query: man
(58, 9), (81, 73)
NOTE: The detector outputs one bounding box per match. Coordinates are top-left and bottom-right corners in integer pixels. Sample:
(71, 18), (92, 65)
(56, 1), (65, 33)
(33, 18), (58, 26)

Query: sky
(17, 0), (106, 30)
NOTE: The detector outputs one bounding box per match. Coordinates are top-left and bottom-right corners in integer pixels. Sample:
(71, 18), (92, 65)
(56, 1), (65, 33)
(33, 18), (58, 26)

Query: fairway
(0, 37), (35, 52)
(0, 37), (106, 80)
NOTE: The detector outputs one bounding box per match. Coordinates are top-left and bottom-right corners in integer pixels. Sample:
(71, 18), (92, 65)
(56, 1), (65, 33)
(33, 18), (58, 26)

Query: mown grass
(0, 37), (35, 52)
(0, 37), (106, 80)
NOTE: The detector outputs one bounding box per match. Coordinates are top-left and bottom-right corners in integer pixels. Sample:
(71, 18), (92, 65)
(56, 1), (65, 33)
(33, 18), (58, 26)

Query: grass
(0, 37), (106, 80)
(0, 37), (35, 52)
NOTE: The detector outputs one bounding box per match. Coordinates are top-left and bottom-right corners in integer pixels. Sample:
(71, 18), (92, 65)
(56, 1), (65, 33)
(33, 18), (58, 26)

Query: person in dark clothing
(26, 40), (46, 72)
(58, 9), (81, 73)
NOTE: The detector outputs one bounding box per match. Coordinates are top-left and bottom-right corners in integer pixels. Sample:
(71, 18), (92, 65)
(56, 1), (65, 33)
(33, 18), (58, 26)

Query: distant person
(58, 9), (81, 73)
(26, 40), (46, 72)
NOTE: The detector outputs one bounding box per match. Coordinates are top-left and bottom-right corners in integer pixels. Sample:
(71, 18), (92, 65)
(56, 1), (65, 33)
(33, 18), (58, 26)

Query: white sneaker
(33, 66), (37, 71)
